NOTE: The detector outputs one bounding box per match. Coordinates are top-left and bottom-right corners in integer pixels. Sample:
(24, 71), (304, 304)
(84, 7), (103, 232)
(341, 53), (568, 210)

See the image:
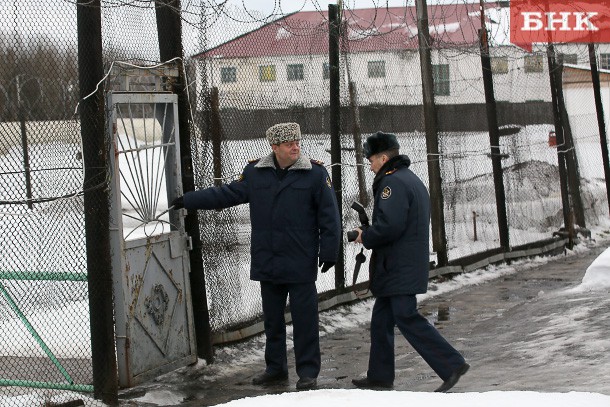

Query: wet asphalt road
(119, 243), (610, 406)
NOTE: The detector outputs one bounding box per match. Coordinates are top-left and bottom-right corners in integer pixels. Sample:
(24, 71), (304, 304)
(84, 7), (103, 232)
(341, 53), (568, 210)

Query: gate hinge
(186, 235), (193, 251)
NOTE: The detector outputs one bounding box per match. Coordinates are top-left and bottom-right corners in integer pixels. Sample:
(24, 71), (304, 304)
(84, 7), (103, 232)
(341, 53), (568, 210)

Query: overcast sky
(226, 0), (409, 14)
(222, 0), (484, 14)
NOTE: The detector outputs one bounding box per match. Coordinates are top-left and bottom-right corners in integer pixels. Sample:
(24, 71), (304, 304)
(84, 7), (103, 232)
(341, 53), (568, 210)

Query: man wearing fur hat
(350, 131), (469, 392)
(172, 122), (340, 391)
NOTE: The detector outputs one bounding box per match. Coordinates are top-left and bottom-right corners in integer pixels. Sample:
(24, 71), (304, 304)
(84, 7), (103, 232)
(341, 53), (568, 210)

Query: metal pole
(329, 4), (345, 290)
(76, 0), (118, 404)
(348, 81), (369, 207)
(155, 0), (214, 362)
(547, 45), (573, 248)
(19, 106), (33, 209)
(553, 55), (586, 229)
(414, 0), (448, 266)
(478, 26), (509, 250)
(210, 87), (223, 187)
(588, 43), (610, 216)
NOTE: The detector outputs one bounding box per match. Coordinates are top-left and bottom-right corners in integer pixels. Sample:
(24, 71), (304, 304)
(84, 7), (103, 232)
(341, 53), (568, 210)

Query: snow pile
(579, 246), (610, 290)
(215, 389), (610, 407)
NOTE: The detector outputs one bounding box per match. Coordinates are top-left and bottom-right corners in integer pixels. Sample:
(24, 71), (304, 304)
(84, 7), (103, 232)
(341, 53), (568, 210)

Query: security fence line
(1, 1), (610, 406)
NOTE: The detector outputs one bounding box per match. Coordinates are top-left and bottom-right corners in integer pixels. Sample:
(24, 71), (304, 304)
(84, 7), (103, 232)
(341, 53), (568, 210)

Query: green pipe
(0, 271), (88, 282)
(0, 281), (75, 384)
(0, 379), (93, 392)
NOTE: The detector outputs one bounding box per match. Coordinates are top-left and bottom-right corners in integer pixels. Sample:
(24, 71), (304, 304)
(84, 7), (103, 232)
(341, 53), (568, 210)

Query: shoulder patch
(310, 159), (324, 166)
(248, 158), (261, 164)
(381, 186), (392, 200)
(385, 168), (398, 175)
(326, 176), (332, 189)
(237, 173), (245, 182)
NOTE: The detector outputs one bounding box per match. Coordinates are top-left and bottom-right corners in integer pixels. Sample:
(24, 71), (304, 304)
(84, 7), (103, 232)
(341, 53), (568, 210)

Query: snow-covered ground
(577, 246), (610, 290)
(213, 389), (610, 407)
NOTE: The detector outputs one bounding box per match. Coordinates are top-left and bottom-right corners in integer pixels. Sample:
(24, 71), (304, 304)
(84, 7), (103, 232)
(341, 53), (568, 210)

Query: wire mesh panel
(0, 0), (102, 405)
(562, 44), (610, 226)
(1, 1), (610, 404)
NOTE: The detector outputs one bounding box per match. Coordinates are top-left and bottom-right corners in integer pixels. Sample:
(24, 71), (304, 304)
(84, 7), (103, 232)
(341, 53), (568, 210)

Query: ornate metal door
(107, 92), (196, 387)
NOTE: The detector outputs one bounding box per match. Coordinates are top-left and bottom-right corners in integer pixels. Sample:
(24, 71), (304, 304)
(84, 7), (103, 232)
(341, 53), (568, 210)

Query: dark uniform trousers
(368, 294), (465, 383)
(261, 281), (321, 379)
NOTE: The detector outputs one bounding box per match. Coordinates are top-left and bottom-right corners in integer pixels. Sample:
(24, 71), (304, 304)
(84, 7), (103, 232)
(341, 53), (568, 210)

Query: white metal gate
(107, 92), (196, 387)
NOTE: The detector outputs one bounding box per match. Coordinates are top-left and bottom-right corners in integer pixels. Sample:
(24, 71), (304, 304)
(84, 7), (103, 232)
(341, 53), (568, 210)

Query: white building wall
(564, 79), (610, 142)
(195, 43), (610, 109)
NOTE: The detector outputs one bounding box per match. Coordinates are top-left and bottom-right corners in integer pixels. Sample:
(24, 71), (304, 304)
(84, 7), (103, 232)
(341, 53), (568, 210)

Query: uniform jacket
(361, 155), (430, 296)
(183, 153), (341, 284)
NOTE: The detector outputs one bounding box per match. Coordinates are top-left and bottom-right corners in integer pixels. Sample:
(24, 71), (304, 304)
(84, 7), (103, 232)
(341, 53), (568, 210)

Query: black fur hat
(363, 131), (400, 158)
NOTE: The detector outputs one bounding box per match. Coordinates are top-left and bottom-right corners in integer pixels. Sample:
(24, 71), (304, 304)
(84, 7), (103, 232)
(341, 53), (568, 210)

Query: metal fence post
(155, 0), (214, 363)
(588, 43), (610, 216)
(547, 45), (574, 248)
(415, 0), (448, 266)
(329, 4), (345, 290)
(76, 0), (118, 404)
(554, 55), (586, 229)
(348, 81), (369, 208)
(478, 27), (509, 250)
(210, 87), (223, 187)
(18, 106), (33, 209)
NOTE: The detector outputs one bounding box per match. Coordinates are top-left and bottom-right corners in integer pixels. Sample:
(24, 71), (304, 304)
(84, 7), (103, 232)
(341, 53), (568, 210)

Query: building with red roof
(192, 2), (610, 113)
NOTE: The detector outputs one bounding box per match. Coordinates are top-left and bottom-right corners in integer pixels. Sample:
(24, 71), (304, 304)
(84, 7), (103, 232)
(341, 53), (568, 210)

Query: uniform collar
(372, 154), (411, 195)
(255, 153), (312, 170)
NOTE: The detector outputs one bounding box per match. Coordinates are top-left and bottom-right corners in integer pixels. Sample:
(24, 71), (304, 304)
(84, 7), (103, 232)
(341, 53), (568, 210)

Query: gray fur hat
(265, 122), (301, 145)
(363, 131), (400, 158)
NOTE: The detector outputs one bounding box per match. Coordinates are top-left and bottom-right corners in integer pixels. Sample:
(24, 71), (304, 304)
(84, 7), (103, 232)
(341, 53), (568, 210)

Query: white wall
(194, 43), (610, 109)
(564, 79), (610, 142)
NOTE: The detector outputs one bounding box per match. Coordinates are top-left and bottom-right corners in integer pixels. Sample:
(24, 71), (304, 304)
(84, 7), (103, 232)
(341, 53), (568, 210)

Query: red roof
(194, 3), (491, 59)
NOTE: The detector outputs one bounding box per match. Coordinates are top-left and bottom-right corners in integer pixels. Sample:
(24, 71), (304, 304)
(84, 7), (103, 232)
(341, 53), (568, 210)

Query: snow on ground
(214, 389), (610, 407)
(579, 246), (610, 290)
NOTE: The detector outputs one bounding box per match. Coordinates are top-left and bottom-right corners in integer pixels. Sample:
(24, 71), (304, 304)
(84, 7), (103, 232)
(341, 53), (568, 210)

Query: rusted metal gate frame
(107, 91), (197, 388)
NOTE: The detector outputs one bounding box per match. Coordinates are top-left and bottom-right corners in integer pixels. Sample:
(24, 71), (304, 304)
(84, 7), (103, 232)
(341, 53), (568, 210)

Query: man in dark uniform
(172, 122), (340, 390)
(350, 131), (469, 392)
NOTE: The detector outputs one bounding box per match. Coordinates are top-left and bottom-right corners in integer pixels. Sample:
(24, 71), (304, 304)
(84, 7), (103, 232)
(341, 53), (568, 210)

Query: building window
(220, 67), (236, 83)
(524, 54), (544, 73)
(323, 62), (330, 80)
(368, 60), (386, 78)
(491, 57), (508, 74)
(259, 65), (276, 82)
(599, 53), (610, 70)
(560, 53), (578, 65)
(433, 64), (450, 96)
(287, 64), (304, 81)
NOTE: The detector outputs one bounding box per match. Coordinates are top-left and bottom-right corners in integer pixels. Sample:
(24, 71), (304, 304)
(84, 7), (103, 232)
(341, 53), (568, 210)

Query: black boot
(252, 371), (289, 386)
(351, 377), (393, 389)
(296, 377), (317, 390)
(434, 362), (470, 392)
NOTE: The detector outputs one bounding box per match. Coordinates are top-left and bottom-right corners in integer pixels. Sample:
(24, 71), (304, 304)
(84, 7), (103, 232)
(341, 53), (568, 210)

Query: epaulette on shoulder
(310, 159), (324, 166)
(385, 168), (398, 175)
(248, 158), (261, 164)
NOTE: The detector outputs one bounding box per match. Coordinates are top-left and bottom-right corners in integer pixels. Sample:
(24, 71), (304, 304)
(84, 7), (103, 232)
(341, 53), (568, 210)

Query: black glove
(171, 196), (184, 209)
(319, 260), (335, 273)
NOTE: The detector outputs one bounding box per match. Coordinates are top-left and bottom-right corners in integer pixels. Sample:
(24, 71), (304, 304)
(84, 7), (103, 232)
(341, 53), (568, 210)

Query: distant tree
(0, 34), (79, 121)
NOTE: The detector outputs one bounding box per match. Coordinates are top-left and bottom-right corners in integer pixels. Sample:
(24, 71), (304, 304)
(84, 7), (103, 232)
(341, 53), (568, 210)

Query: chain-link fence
(0, 0), (98, 405)
(1, 1), (609, 405)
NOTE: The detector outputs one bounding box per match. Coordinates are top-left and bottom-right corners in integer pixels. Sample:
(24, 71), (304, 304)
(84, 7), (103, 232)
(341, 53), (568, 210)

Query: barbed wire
(0, 178), (106, 210)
